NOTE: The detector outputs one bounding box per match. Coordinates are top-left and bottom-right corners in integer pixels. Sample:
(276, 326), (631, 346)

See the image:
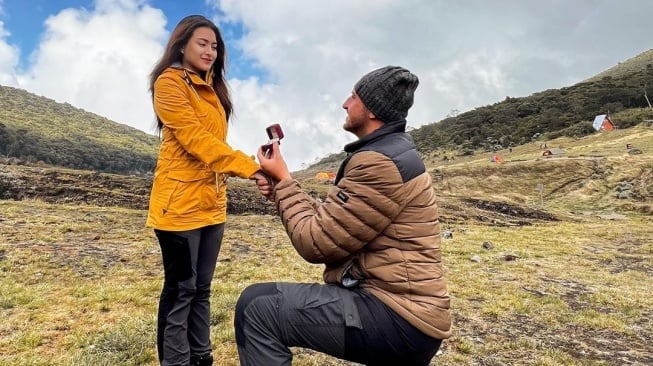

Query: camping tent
(490, 154), (504, 163)
(592, 115), (616, 131)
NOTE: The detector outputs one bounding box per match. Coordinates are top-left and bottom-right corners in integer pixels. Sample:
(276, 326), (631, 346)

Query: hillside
(0, 85), (159, 174)
(586, 49), (653, 83)
(2, 49), (653, 177)
(406, 49), (653, 155)
(3, 124), (649, 223)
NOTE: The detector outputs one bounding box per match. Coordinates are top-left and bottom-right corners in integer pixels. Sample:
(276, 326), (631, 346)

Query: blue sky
(1, 0), (652, 170)
(0, 0), (264, 80)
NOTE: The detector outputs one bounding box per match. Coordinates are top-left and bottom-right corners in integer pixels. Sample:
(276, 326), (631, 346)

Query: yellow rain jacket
(146, 65), (260, 231)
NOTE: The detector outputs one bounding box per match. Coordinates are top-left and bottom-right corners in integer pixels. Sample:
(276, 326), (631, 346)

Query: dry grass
(1, 204), (651, 365)
(1, 125), (652, 365)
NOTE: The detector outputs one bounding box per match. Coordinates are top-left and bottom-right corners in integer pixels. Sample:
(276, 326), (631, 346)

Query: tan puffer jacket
(273, 125), (451, 340)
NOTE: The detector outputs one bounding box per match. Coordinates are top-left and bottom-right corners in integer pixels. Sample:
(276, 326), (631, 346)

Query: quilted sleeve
(274, 151), (406, 263)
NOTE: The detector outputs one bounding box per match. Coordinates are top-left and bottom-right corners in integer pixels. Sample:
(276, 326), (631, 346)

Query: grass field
(1, 125), (652, 365)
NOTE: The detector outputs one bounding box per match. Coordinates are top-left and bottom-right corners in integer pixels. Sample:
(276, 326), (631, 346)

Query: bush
(612, 108), (653, 128)
(562, 121), (596, 138)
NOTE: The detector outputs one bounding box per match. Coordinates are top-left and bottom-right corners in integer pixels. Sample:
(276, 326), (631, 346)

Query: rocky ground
(0, 163), (277, 215)
(0, 163), (560, 226)
(0, 163), (571, 273)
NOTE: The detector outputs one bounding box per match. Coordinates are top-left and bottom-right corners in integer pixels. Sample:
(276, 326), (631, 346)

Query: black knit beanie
(354, 65), (419, 123)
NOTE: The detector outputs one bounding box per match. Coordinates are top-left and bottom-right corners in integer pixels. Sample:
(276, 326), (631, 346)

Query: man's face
(342, 91), (369, 136)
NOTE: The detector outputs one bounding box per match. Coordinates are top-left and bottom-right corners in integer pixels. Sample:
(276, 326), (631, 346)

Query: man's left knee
(236, 283), (275, 316)
(234, 282), (278, 345)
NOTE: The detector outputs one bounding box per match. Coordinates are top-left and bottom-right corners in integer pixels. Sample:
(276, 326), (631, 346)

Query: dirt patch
(583, 236), (653, 275)
(601, 254), (652, 275)
(14, 241), (127, 278)
(463, 198), (558, 221)
(454, 312), (652, 365)
(0, 163), (276, 215)
(436, 197), (558, 226)
(1, 163), (564, 226)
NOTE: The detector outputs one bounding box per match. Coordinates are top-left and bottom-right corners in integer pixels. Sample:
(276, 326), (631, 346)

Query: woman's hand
(257, 142), (292, 182)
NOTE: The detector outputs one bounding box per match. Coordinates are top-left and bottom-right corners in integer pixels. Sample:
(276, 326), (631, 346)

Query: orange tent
(490, 154), (503, 163)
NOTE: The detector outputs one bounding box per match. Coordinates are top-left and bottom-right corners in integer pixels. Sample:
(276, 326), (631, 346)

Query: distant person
(239, 66), (452, 365)
(146, 15), (271, 366)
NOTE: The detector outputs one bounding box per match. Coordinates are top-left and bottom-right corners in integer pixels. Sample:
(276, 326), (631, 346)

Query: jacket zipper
(183, 69), (202, 102)
(185, 70), (228, 196)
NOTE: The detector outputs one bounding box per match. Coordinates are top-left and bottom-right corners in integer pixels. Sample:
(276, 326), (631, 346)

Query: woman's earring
(181, 48), (184, 54)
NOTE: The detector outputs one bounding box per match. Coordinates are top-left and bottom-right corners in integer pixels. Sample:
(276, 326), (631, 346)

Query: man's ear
(367, 111), (376, 120)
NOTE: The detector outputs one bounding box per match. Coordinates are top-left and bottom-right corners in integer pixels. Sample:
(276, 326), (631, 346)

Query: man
(237, 66), (451, 365)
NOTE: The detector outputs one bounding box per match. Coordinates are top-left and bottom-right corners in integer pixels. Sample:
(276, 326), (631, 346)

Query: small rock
(482, 241), (494, 250)
(470, 255), (482, 262)
(503, 254), (519, 261)
(441, 229), (453, 239)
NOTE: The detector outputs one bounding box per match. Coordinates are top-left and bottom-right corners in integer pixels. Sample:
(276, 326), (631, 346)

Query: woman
(147, 15), (270, 366)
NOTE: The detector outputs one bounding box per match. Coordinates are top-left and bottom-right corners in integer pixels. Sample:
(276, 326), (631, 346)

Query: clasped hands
(251, 142), (291, 200)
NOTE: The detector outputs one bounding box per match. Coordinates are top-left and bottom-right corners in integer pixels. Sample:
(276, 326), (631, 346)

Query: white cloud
(0, 20), (20, 85)
(215, 0), (653, 169)
(16, 0), (167, 135)
(3, 0), (653, 171)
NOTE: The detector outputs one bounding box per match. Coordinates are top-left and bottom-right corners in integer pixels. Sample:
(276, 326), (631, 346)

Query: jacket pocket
(164, 170), (212, 214)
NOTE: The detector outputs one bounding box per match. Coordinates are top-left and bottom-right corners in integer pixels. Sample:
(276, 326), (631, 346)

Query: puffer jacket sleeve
(153, 74), (260, 179)
(275, 151), (406, 263)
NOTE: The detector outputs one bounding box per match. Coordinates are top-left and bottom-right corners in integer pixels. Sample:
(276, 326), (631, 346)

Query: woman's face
(182, 26), (218, 74)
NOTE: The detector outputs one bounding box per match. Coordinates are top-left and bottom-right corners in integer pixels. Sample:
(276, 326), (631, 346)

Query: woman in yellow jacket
(147, 15), (270, 366)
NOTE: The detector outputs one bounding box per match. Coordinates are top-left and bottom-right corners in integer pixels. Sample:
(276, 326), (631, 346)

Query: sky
(0, 0), (651, 171)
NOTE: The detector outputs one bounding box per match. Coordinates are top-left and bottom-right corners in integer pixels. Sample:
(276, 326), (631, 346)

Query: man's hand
(251, 171), (274, 200)
(257, 142), (292, 182)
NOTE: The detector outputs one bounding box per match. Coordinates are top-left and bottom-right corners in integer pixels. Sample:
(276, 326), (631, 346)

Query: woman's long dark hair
(150, 15), (232, 135)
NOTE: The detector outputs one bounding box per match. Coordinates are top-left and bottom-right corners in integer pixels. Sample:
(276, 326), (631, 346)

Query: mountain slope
(585, 49), (653, 82)
(1, 49), (652, 175)
(0, 85), (159, 174)
(406, 49), (653, 155)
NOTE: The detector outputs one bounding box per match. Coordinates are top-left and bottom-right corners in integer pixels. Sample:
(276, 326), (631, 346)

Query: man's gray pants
(234, 282), (362, 366)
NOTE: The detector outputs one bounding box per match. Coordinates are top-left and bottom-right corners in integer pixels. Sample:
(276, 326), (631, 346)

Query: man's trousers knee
(234, 282), (442, 366)
(234, 282), (361, 366)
